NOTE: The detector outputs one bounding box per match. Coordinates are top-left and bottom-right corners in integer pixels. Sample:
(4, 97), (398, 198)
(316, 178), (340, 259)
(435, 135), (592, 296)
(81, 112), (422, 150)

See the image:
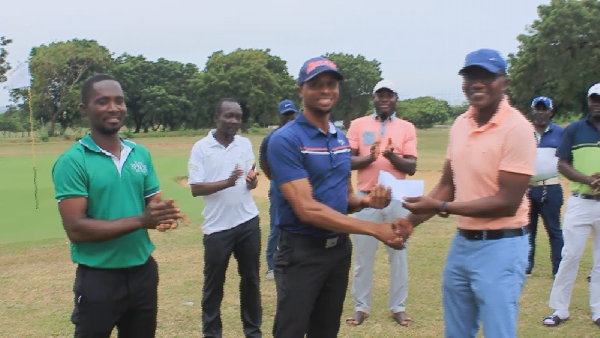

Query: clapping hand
(246, 163), (259, 189)
(382, 138), (394, 159)
(142, 193), (189, 232)
(370, 140), (381, 161)
(228, 164), (244, 186)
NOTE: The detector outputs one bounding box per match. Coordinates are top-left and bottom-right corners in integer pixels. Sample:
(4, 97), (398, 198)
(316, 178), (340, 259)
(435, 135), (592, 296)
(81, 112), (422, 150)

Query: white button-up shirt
(188, 130), (259, 235)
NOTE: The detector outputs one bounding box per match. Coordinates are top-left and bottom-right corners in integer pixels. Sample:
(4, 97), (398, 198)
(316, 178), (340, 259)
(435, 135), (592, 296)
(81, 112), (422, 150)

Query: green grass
(0, 129), (598, 337)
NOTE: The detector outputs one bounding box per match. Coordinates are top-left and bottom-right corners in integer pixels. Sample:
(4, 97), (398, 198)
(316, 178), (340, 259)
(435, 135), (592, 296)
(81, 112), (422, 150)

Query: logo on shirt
(338, 139), (345, 146)
(131, 161), (148, 174)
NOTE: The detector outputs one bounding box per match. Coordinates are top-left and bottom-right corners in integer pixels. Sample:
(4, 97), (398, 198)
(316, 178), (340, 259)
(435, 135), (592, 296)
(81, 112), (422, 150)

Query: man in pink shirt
(400, 49), (536, 338)
(345, 79), (417, 327)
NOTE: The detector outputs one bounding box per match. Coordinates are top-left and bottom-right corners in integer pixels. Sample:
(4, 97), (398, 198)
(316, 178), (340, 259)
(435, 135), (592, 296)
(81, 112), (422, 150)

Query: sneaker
(265, 270), (274, 280)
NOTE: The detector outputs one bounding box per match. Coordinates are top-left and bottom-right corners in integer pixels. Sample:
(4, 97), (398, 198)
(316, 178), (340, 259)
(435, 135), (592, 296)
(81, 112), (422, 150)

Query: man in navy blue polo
(526, 96), (565, 277)
(259, 99), (298, 281)
(267, 57), (405, 338)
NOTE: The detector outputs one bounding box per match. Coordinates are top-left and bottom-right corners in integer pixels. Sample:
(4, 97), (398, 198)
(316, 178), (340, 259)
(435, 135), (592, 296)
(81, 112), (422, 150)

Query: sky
(0, 0), (549, 108)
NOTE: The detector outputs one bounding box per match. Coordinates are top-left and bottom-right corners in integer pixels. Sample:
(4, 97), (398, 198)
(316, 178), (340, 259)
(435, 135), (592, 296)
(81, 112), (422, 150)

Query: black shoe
(589, 275), (592, 283)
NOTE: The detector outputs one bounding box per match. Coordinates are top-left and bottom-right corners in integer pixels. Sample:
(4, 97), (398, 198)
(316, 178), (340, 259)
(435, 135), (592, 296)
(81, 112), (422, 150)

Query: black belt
(458, 226), (529, 241)
(280, 230), (348, 249)
(572, 193), (600, 201)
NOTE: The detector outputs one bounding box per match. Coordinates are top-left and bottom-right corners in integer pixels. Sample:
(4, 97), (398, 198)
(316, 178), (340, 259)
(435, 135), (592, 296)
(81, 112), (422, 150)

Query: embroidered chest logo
(131, 161), (148, 174)
(338, 139), (345, 146)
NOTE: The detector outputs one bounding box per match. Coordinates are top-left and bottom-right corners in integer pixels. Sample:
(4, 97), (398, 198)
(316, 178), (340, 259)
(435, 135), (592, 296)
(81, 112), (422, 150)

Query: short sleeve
(144, 151), (160, 198)
(499, 122), (536, 175)
(402, 123), (418, 157)
(187, 143), (205, 184)
(347, 120), (359, 149)
(52, 154), (88, 201)
(267, 133), (308, 185)
(556, 123), (574, 161)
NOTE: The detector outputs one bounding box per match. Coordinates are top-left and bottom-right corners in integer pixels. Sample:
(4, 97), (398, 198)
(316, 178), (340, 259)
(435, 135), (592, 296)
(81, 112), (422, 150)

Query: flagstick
(27, 86), (39, 209)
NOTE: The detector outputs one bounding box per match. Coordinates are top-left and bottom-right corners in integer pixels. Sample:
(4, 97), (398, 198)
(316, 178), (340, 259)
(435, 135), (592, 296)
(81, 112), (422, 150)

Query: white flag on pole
(4, 62), (32, 90)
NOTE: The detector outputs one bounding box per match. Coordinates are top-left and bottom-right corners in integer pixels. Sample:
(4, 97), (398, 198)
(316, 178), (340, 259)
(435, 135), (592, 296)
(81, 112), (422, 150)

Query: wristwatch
(438, 201), (449, 218)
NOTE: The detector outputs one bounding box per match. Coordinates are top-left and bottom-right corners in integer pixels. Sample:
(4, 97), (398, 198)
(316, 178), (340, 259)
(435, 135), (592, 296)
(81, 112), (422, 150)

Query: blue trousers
(527, 184), (564, 275)
(266, 201), (280, 271)
(443, 232), (528, 338)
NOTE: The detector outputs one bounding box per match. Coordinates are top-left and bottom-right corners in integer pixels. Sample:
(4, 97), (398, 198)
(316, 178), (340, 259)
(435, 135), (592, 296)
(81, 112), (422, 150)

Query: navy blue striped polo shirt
(267, 111), (351, 238)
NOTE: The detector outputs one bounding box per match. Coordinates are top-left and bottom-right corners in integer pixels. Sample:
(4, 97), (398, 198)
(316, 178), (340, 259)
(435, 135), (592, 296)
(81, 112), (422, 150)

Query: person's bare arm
(279, 178), (396, 245)
(58, 195), (183, 243)
(404, 167), (531, 219)
(558, 159), (599, 189)
(190, 165), (243, 197)
(406, 159), (455, 227)
(350, 143), (380, 170)
(385, 154), (417, 176)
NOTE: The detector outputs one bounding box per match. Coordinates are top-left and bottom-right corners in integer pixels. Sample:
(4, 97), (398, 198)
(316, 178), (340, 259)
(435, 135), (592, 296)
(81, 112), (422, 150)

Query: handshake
(360, 184), (419, 250)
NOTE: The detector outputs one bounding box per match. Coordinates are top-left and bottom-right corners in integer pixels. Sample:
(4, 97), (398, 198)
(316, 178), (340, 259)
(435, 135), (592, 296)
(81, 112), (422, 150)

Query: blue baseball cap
(298, 57), (343, 85)
(278, 99), (297, 114)
(531, 96), (553, 109)
(459, 49), (507, 74)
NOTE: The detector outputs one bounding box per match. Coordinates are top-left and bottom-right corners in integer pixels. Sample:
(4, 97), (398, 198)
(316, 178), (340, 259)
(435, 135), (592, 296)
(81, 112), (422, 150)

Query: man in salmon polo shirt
(345, 79), (417, 327)
(399, 49), (537, 338)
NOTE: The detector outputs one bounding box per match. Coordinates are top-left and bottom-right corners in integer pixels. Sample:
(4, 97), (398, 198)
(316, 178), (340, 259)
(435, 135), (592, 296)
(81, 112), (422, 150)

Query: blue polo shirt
(532, 122), (564, 181)
(556, 116), (600, 194)
(267, 112), (351, 238)
(260, 129), (281, 225)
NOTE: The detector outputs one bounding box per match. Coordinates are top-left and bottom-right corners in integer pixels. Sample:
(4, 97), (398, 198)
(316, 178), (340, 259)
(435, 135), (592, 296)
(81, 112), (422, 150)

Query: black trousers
(72, 256), (158, 338)
(273, 230), (352, 338)
(202, 216), (262, 338)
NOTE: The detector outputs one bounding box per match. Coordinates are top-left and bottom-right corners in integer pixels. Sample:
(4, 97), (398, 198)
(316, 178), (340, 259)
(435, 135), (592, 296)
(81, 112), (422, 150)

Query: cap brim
(459, 64), (501, 75)
(374, 87), (397, 95)
(300, 69), (343, 85)
(588, 92), (600, 98)
(279, 109), (297, 114)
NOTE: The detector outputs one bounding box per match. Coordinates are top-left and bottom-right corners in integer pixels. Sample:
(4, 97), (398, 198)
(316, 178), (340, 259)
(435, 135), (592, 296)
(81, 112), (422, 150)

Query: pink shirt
(447, 99), (536, 230)
(347, 114), (417, 192)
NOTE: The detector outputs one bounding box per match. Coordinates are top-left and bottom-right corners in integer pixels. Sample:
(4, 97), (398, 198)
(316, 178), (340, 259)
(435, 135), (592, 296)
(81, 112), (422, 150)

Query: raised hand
(361, 184), (391, 209)
(246, 163), (259, 189)
(370, 140), (381, 161)
(382, 137), (394, 158)
(228, 164), (244, 186)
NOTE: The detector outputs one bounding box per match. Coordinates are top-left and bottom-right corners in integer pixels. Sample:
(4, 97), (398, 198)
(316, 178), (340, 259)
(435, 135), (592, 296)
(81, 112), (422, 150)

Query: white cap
(373, 79), (396, 95)
(588, 83), (600, 97)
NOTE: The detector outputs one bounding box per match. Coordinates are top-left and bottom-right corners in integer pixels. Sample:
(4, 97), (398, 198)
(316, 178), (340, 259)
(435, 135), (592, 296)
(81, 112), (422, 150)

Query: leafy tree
(0, 36), (12, 83)
(449, 102), (470, 120)
(29, 39), (111, 136)
(397, 96), (450, 129)
(111, 54), (198, 132)
(508, 0), (600, 115)
(323, 53), (382, 128)
(194, 48), (297, 131)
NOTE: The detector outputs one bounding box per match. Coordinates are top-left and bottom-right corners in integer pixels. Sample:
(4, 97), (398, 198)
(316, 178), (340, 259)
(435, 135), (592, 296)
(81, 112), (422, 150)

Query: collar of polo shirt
(296, 111), (337, 137)
(372, 111), (396, 121)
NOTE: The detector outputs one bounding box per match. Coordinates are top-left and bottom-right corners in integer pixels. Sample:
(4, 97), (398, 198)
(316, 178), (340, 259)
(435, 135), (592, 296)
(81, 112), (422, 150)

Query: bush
(248, 123), (262, 135)
(40, 134), (49, 142)
(398, 97), (450, 129)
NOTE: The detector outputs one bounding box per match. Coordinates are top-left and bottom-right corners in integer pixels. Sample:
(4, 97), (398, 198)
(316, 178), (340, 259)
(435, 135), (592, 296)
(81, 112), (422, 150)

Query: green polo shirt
(52, 134), (160, 268)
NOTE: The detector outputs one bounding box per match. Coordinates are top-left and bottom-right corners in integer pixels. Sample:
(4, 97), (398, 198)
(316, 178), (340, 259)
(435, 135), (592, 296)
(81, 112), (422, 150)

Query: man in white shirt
(187, 98), (262, 338)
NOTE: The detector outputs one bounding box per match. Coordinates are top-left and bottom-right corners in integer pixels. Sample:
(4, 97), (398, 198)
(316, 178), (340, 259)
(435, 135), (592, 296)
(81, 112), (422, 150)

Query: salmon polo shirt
(447, 99), (536, 230)
(347, 113), (418, 192)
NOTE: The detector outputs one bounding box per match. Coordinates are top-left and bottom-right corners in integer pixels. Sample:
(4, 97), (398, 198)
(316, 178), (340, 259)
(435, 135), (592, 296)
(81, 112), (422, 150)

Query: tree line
(2, 0), (600, 136)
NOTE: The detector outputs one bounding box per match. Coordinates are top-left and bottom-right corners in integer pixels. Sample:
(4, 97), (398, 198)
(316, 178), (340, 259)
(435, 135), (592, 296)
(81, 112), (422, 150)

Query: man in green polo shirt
(52, 74), (185, 338)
